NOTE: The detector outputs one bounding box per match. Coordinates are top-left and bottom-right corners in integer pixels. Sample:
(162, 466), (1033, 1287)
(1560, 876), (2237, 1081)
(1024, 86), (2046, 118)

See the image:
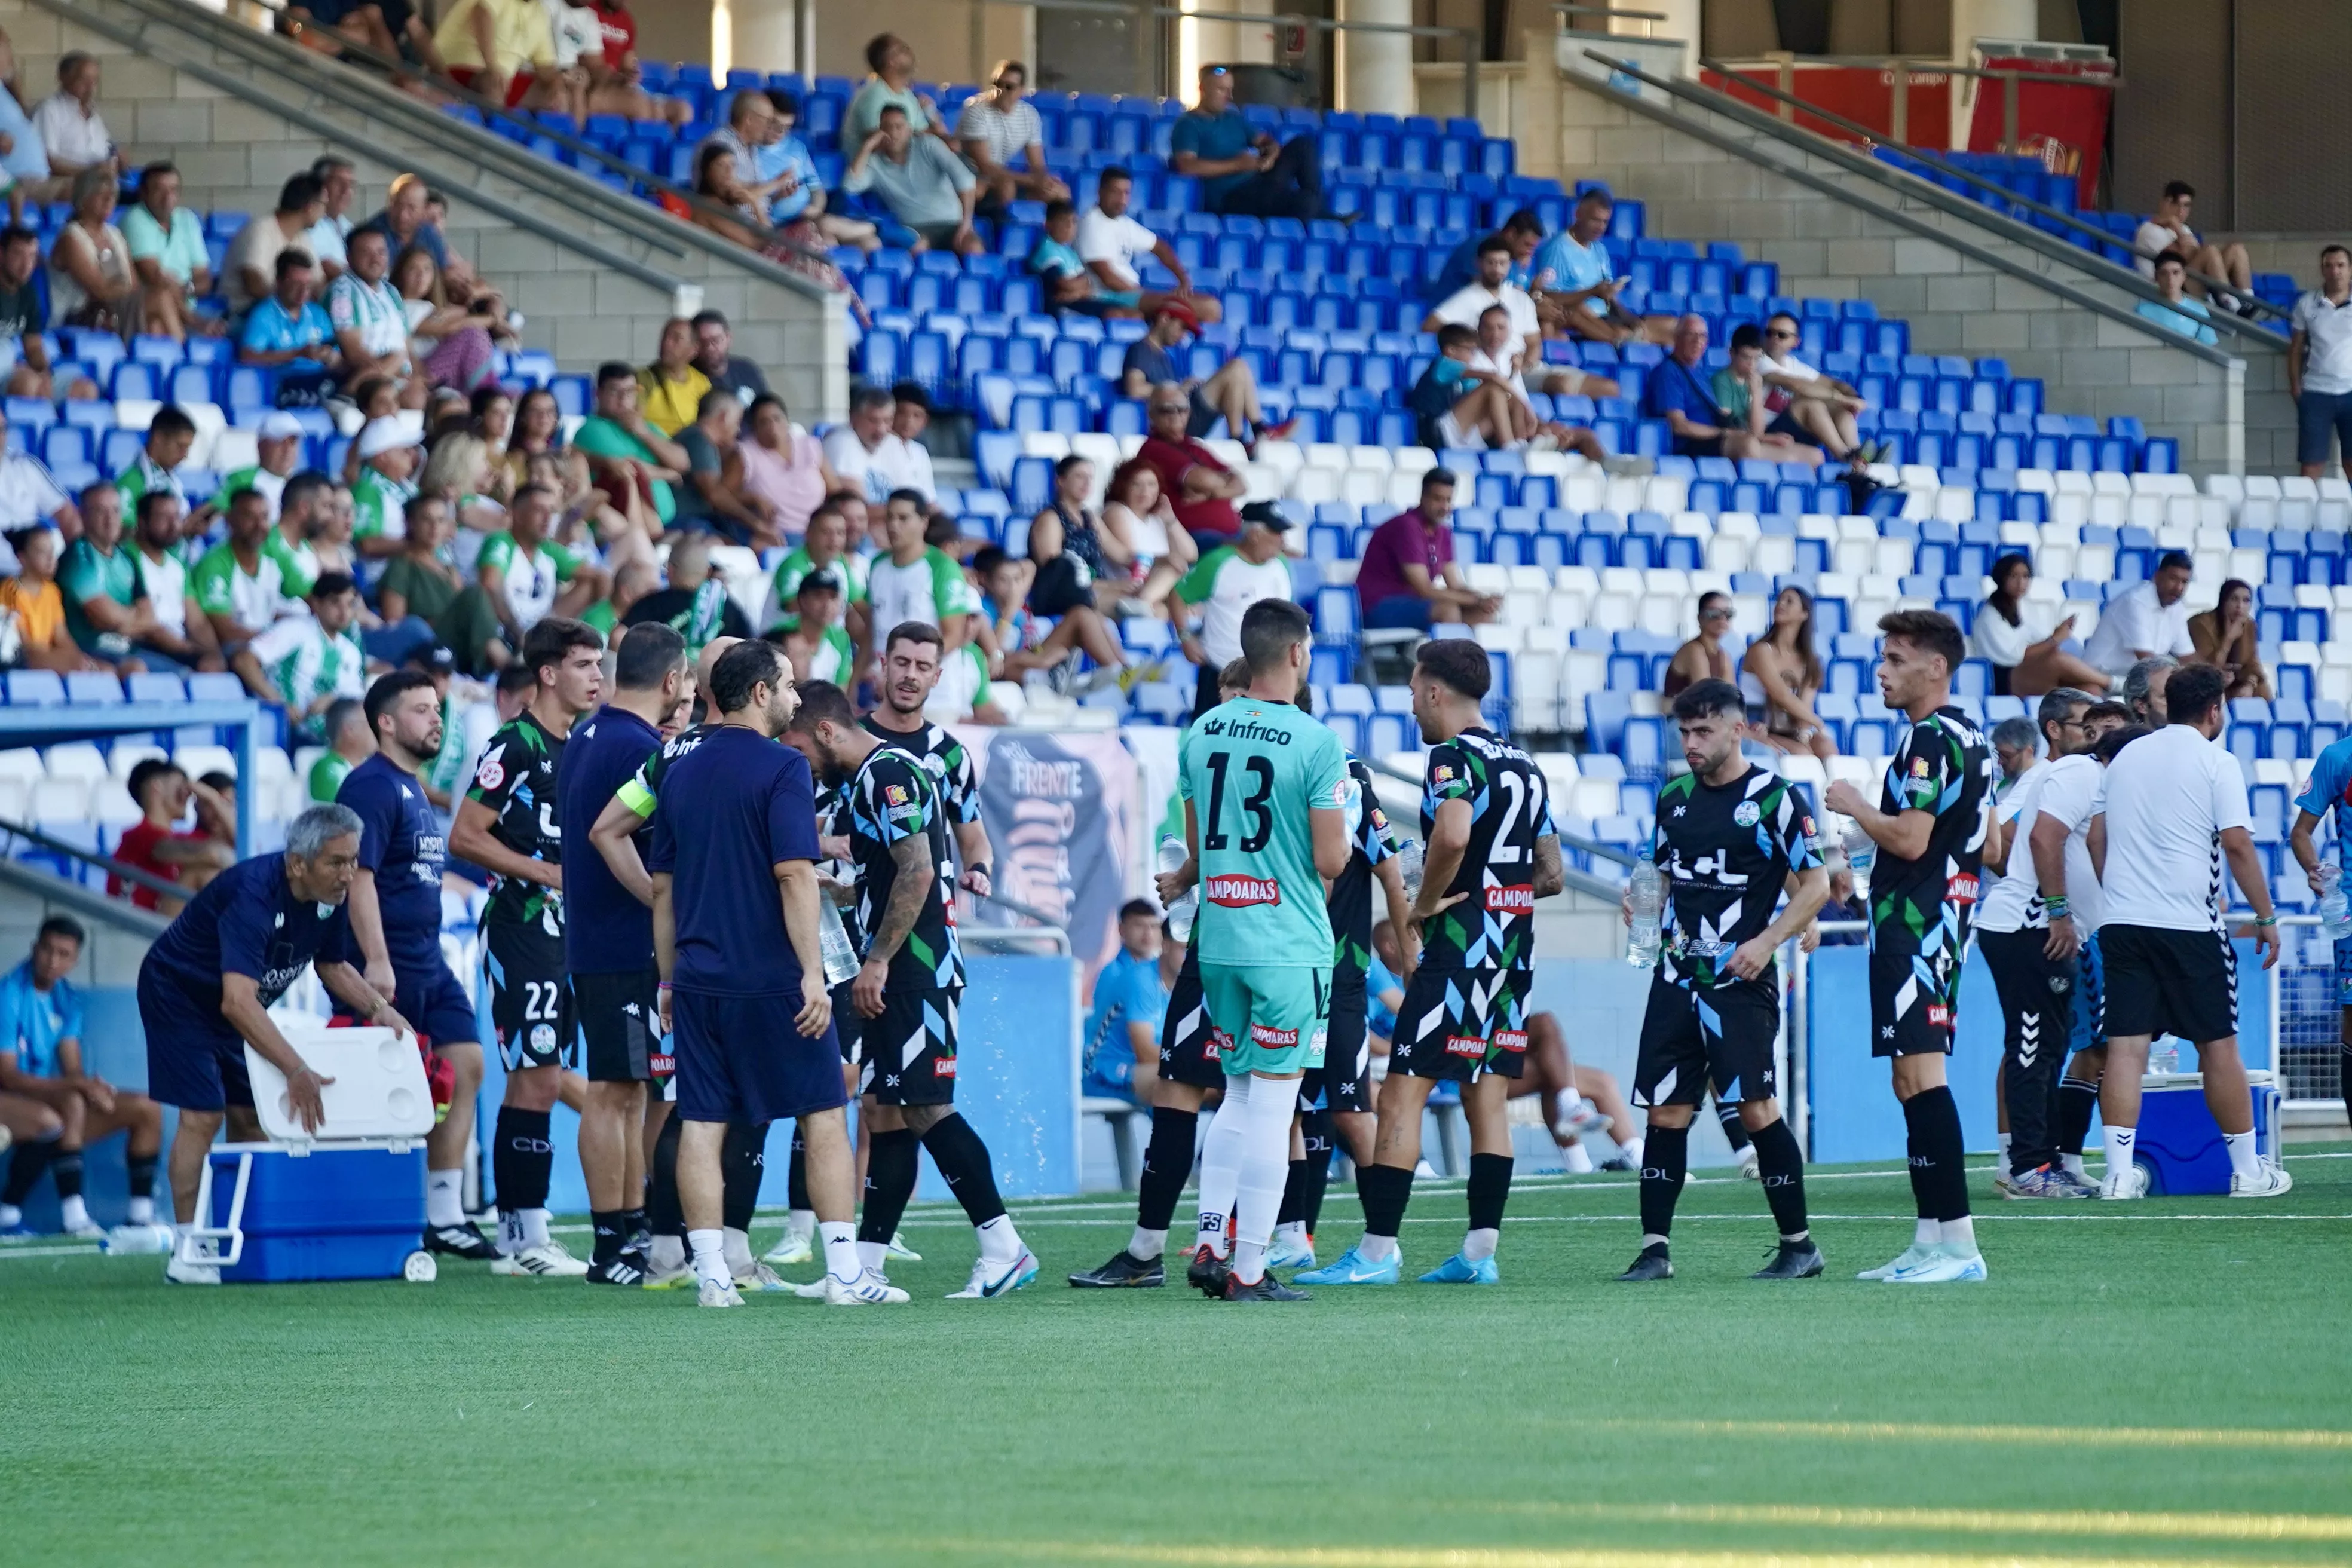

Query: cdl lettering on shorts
(1206, 875), (1282, 908)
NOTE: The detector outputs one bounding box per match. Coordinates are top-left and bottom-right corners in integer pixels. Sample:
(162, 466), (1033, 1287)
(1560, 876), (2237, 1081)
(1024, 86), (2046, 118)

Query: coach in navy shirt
(648, 639), (878, 1306)
(338, 669), (499, 1260)
(558, 621), (689, 1278)
(140, 804), (409, 1275)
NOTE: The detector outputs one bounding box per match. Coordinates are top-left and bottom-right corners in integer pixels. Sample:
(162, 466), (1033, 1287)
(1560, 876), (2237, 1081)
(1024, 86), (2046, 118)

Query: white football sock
(1462, 1226), (1499, 1262)
(820, 1221), (859, 1282)
(1228, 1076), (1298, 1286)
(426, 1169), (465, 1228)
(647, 1233), (685, 1273)
(722, 1226), (754, 1274)
(128, 1195), (155, 1226)
(1561, 1143), (1594, 1174)
(1618, 1136), (1643, 1169)
(497, 1209), (523, 1255)
(2221, 1128), (2262, 1183)
(520, 1208), (551, 1248)
(1358, 1232), (1398, 1262)
(976, 1213), (1024, 1264)
(1192, 1074), (1252, 1260)
(2102, 1124), (2136, 1176)
(1127, 1225), (1166, 1261)
(1996, 1131), (2011, 1162)
(1941, 1215), (1976, 1254)
(60, 1194), (90, 1231)
(1273, 1220), (1307, 1249)
(1913, 1218), (1942, 1247)
(786, 1208), (817, 1242)
(688, 1227), (730, 1290)
(2060, 1152), (2087, 1179)
(856, 1239), (887, 1272)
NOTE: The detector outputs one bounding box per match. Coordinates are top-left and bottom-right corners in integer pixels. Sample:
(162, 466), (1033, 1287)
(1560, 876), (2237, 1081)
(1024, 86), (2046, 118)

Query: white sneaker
(103, 1222), (172, 1255)
(1552, 1098), (1609, 1141)
(2230, 1159), (2294, 1198)
(1887, 1246), (1989, 1284)
(62, 1217), (106, 1241)
(731, 1261), (792, 1293)
(1857, 1244), (1933, 1281)
(886, 1230), (923, 1262)
(947, 1249), (1039, 1299)
(823, 1269), (910, 1306)
(1735, 1144), (1762, 1181)
(762, 1232), (814, 1267)
(164, 1255), (220, 1285)
(697, 1278), (746, 1309)
(492, 1239), (592, 1276)
(2099, 1163), (2149, 1201)
(1266, 1235), (1318, 1270)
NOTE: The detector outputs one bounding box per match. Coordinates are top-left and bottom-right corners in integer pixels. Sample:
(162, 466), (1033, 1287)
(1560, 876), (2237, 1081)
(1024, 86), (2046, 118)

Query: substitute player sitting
(139, 804), (413, 1285)
(1615, 679), (1827, 1282)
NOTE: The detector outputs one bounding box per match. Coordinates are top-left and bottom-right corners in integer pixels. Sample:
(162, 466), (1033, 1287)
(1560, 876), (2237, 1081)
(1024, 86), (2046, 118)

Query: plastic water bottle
(1626, 858), (1664, 969)
(2149, 1040), (2180, 1076)
(817, 895), (860, 987)
(1842, 825), (1877, 904)
(1159, 837), (1198, 944)
(2321, 862), (2351, 943)
(1395, 837), (1425, 902)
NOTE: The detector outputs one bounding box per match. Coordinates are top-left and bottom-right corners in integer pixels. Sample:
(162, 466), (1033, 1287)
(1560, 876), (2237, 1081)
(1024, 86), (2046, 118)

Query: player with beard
(785, 678), (1038, 1297)
(339, 670), (500, 1263)
(864, 621), (996, 902)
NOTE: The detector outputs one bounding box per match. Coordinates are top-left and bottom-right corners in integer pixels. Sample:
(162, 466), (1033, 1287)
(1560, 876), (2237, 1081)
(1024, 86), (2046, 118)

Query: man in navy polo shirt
(648, 640), (890, 1309)
(558, 620), (690, 1284)
(339, 669), (500, 1261)
(1168, 63), (1321, 221)
(141, 803), (410, 1284)
(1643, 313), (1774, 462)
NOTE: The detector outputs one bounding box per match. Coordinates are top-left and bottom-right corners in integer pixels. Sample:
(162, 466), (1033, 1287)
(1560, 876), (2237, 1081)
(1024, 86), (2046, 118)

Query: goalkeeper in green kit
(1157, 599), (1354, 1303)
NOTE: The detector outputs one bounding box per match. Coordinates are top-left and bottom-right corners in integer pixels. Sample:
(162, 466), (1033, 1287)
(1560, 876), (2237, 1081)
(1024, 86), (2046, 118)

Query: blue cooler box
(207, 1146), (428, 1282)
(2133, 1071), (2281, 1197)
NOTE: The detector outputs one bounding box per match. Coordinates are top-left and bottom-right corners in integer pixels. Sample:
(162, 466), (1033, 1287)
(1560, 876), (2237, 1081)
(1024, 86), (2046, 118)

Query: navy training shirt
(645, 725), (822, 995)
(336, 752), (448, 960)
(142, 853), (354, 1014)
(559, 703), (663, 975)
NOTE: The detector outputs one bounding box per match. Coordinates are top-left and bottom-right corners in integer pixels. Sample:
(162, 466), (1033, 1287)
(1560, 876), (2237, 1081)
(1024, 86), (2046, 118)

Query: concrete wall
(1517, 41), (2296, 476)
(5, 0), (848, 418)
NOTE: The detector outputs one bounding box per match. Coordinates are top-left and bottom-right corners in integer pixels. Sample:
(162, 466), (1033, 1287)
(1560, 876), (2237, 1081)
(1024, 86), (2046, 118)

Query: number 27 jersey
(1179, 696), (1352, 969)
(1419, 726), (1551, 974)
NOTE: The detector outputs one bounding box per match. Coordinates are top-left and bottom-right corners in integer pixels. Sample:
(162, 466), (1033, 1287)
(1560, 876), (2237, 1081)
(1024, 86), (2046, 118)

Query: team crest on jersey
(1733, 801), (1761, 827)
(1910, 757), (1931, 776)
(1432, 765), (1455, 783)
(475, 747), (506, 791)
(1485, 883), (1535, 915)
(1206, 874), (1281, 907)
(1445, 1034), (1487, 1058)
(1248, 1022), (1298, 1048)
(884, 784), (909, 806)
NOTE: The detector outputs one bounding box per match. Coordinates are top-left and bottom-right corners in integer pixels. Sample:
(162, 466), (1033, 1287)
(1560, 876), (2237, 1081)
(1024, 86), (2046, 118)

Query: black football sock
(1298, 1110), (1334, 1234)
(721, 1120), (765, 1233)
(1357, 1161), (1414, 1242)
(920, 1112), (1008, 1228)
(1748, 1117), (1809, 1242)
(492, 1108), (552, 1215)
(1715, 1099), (1751, 1153)
(1903, 1085), (1971, 1223)
(1465, 1152), (1513, 1254)
(2054, 1077), (2099, 1157)
(786, 1126), (810, 1212)
(648, 1110), (684, 1238)
(2, 1134), (54, 1206)
(856, 1128), (920, 1247)
(1638, 1122), (1689, 1247)
(1135, 1106), (1198, 1236)
(127, 1153), (160, 1209)
(590, 1209), (627, 1266)
(1276, 1157), (1310, 1227)
(49, 1150), (84, 1202)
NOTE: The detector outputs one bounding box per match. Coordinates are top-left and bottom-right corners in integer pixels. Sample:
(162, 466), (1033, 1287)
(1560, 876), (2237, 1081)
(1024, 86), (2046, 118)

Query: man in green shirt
(308, 696), (375, 801)
(207, 409), (307, 523)
(58, 483), (156, 670)
(248, 570), (368, 742)
(121, 161), (215, 344)
(571, 362), (687, 526)
(269, 470), (333, 584)
(114, 405), (200, 523)
(195, 487), (314, 693)
(477, 483), (610, 648)
(351, 419), (423, 560)
(770, 500), (870, 663)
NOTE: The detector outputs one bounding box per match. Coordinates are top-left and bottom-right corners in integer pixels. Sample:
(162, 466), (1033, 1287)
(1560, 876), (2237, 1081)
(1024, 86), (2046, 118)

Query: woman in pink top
(735, 393), (842, 541)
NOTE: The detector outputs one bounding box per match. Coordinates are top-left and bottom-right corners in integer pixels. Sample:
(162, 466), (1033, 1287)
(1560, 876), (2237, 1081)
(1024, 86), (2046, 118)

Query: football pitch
(6, 1147), (2351, 1567)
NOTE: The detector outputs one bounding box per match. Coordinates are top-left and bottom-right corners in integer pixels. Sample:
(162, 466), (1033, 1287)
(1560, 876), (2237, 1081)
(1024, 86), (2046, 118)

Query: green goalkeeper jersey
(1178, 694), (1352, 970)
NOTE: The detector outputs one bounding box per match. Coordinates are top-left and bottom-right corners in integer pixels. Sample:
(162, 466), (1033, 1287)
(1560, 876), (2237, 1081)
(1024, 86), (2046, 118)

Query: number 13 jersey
(1417, 727), (1551, 975)
(1179, 696), (1353, 969)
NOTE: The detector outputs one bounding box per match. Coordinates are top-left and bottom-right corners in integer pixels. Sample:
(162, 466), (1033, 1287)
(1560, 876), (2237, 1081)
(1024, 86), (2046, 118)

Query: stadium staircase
(1, 0), (848, 414)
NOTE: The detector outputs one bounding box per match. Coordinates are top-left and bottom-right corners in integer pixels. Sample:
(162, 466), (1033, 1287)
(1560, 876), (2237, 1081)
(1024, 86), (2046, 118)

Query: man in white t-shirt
(1075, 167), (1216, 321)
(822, 385), (926, 503)
(1468, 305), (1606, 461)
(2289, 244), (2352, 482)
(2081, 552), (2195, 677)
(1757, 311), (1877, 463)
(2088, 662), (2289, 1199)
(2132, 179), (2253, 311)
(955, 60), (1067, 212)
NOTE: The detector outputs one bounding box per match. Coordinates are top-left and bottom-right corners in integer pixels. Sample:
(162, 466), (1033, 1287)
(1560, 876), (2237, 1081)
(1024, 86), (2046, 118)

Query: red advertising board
(1964, 56), (2114, 209)
(1702, 63), (1955, 150)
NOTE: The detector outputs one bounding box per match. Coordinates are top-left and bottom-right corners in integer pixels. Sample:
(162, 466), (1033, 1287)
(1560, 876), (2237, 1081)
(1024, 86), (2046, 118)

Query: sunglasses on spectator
(1701, 607), (1732, 620)
(1765, 327), (1797, 339)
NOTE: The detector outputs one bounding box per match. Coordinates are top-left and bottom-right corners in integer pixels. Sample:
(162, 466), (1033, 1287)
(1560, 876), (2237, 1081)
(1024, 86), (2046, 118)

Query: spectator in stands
(2083, 549), (2195, 678)
(958, 60), (1066, 212)
(0, 406), (76, 534)
(198, 489), (313, 689)
(823, 384), (926, 503)
(2134, 250), (2218, 347)
(1469, 304), (1607, 457)
(1081, 898), (1166, 1105)
(575, 359), (685, 530)
(1530, 186), (1671, 346)
(841, 33), (944, 151)
(701, 91), (789, 224)
(128, 491), (220, 669)
(1972, 553), (2112, 698)
(1425, 236), (1544, 364)
(1645, 315), (1817, 463)
(1742, 584), (1834, 761)
(2134, 179), (2254, 313)
(1662, 591), (1736, 697)
(357, 173), (467, 288)
(1025, 455), (1117, 623)
(2187, 576), (2270, 700)
(31, 53), (116, 183)
(0, 30), (66, 213)
(0, 225), (63, 400)
(248, 571), (369, 741)
(1139, 385), (1250, 547)
(0, 526), (106, 672)
(621, 529), (753, 654)
(308, 697), (375, 803)
(771, 568), (854, 685)
(1101, 457), (1194, 614)
(736, 393), (836, 540)
(348, 418), (422, 559)
(1031, 199), (1125, 319)
(286, 0), (454, 99)
(1756, 313), (1876, 463)
(379, 494), (509, 673)
(1170, 63), (1321, 221)
(225, 174), (327, 319)
(329, 228), (422, 409)
(765, 91), (874, 250)
(269, 468), (330, 584)
(121, 162), (219, 344)
(889, 384), (942, 502)
(238, 248), (341, 400)
(305, 156), (357, 278)
(1353, 468), (1499, 631)
(502, 385), (561, 489)
(844, 104), (983, 257)
(691, 310), (767, 403)
(58, 484), (158, 672)
(1173, 504), (1293, 718)
(2290, 244), (2352, 483)
(772, 500), (871, 662)
(49, 168), (141, 336)
(477, 482), (609, 643)
(1078, 167), (1214, 321)
(434, 0), (555, 109)
(1407, 323), (1521, 452)
(1120, 302), (1288, 453)
(575, 0), (687, 124)
(669, 390), (780, 548)
(1714, 325), (1824, 470)
(115, 404), (200, 517)
(394, 243), (511, 394)
(1430, 209), (1544, 304)
(114, 761), (234, 914)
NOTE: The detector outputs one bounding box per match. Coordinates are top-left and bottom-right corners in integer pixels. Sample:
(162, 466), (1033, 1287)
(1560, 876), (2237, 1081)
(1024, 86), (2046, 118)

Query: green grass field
(6, 1147), (2351, 1567)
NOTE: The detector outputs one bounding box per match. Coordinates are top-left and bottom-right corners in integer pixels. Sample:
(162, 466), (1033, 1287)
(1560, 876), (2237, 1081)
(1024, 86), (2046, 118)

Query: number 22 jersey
(1417, 726), (1551, 975)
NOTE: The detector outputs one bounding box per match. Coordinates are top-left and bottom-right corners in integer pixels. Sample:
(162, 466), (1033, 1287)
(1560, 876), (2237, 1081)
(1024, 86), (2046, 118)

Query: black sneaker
(1184, 1244), (1231, 1299)
(1223, 1272), (1310, 1302)
(424, 1221), (501, 1261)
(1067, 1250), (1166, 1288)
(1751, 1240), (1825, 1279)
(587, 1254), (648, 1286)
(1615, 1243), (1673, 1282)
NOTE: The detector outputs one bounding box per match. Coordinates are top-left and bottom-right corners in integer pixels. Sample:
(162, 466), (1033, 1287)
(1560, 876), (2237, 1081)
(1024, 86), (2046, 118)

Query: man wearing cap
(1138, 385), (1254, 549)
(350, 419), (424, 561)
(237, 249), (341, 402)
(1120, 303), (1291, 455)
(208, 411), (309, 525)
(1172, 504), (1296, 719)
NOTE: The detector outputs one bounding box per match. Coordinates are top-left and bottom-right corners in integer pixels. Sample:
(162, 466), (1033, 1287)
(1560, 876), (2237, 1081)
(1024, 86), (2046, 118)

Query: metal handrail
(1689, 50), (2288, 329)
(0, 818), (188, 903)
(0, 856), (172, 939)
